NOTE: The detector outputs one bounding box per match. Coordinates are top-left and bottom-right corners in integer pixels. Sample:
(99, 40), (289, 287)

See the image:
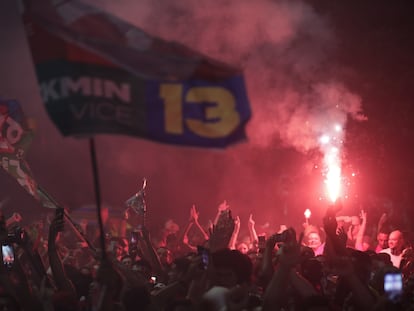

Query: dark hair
(172, 257), (191, 274)
(0, 293), (20, 311)
(349, 249), (372, 283)
(378, 227), (391, 235)
(212, 249), (253, 284)
(134, 258), (152, 270)
(122, 285), (151, 311)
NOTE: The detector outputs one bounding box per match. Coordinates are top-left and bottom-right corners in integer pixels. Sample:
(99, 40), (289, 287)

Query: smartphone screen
(384, 272), (403, 299)
(2, 244), (14, 267)
(131, 231), (138, 244)
(197, 246), (209, 270)
(202, 250), (209, 269)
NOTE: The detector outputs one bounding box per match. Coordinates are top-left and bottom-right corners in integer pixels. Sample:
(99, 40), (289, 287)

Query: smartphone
(150, 276), (157, 283)
(2, 244), (14, 268)
(131, 231), (139, 244)
(197, 246), (209, 270)
(384, 272), (403, 300)
(258, 235), (266, 249)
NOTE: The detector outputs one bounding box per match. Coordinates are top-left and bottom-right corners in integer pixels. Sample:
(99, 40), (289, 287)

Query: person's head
(371, 253), (393, 271)
(164, 219), (179, 235)
(114, 243), (124, 258)
(166, 233), (179, 250)
(157, 247), (173, 267)
(122, 285), (151, 311)
(211, 249), (252, 288)
(350, 249), (372, 283)
(121, 255), (133, 269)
(377, 231), (389, 250)
(388, 230), (405, 254)
(307, 232), (322, 251)
(236, 242), (249, 254)
(168, 257), (191, 283)
(133, 259), (152, 280)
(301, 257), (323, 287)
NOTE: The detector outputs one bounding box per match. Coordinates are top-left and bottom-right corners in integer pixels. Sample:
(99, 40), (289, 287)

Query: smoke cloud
(0, 0), (368, 230)
(88, 0), (365, 151)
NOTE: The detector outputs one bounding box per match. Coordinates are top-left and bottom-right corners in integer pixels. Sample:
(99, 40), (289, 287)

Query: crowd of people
(0, 199), (414, 310)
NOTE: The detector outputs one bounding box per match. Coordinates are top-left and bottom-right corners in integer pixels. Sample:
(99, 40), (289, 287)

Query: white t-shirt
(380, 248), (404, 268)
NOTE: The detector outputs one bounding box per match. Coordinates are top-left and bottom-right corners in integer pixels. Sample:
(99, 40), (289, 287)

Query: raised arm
(354, 210), (367, 251)
(248, 214), (258, 248)
(259, 234), (277, 286)
(190, 205), (209, 241)
(208, 209), (235, 253)
(263, 229), (301, 311)
(228, 216), (240, 250)
(137, 226), (164, 278)
(48, 213), (77, 298)
(213, 200), (229, 225)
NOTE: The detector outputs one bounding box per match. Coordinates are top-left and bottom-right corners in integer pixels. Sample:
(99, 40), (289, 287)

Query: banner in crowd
(0, 99), (38, 197)
(0, 99), (56, 209)
(23, 0), (251, 148)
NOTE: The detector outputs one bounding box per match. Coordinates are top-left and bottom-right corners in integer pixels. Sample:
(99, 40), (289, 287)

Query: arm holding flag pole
(37, 185), (97, 255)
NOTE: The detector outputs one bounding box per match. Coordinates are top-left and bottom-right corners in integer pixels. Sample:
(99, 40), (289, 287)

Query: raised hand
(190, 204), (199, 223)
(278, 230), (302, 268)
(360, 210), (367, 222)
(218, 200), (230, 212)
(248, 214), (255, 228)
(234, 216), (241, 229)
(209, 210), (235, 252)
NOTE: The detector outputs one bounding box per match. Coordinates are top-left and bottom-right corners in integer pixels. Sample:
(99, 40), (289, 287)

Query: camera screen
(2, 245), (14, 266)
(201, 250), (209, 268)
(384, 273), (403, 292)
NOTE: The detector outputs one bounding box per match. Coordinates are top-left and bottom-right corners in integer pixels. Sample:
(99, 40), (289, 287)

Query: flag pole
(37, 185), (96, 254)
(89, 137), (106, 259)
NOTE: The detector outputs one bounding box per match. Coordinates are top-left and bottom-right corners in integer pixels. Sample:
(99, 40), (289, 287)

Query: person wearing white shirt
(380, 230), (406, 268)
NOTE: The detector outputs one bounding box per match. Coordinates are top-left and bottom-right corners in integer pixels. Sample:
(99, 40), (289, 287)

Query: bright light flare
(304, 208), (311, 219)
(325, 159), (341, 202)
(320, 135), (330, 144)
(321, 129), (342, 202)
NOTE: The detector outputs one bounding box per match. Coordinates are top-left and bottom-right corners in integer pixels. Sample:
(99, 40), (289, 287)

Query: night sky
(1, 0), (414, 235)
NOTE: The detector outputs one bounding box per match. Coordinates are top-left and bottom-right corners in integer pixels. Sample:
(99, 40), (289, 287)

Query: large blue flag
(23, 0), (251, 147)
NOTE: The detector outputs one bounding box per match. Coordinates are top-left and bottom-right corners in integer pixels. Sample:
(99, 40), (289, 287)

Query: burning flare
(320, 125), (343, 202)
(325, 153), (341, 202)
